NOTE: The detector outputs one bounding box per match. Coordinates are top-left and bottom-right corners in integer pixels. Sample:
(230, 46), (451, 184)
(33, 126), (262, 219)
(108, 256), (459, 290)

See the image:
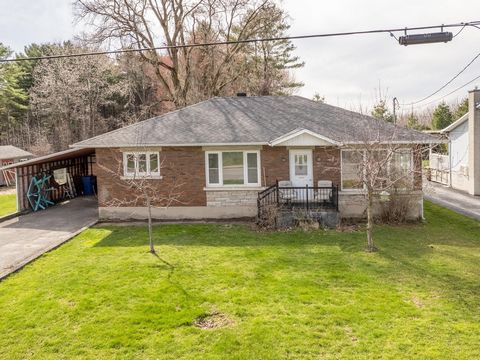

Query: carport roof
(0, 148), (94, 171)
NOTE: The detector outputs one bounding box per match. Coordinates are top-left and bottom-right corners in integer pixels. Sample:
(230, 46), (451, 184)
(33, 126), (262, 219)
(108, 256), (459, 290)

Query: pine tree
(0, 43), (29, 143)
(453, 97), (468, 120)
(431, 102), (453, 130)
(371, 99), (394, 123)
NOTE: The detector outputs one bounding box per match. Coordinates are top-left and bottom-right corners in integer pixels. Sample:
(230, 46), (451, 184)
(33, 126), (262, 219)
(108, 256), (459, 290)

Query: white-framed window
(123, 151), (160, 178)
(340, 148), (413, 191)
(341, 149), (364, 191)
(205, 150), (260, 187)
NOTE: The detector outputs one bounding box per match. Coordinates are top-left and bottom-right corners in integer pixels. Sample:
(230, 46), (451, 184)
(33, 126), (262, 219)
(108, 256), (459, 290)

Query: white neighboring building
(434, 89), (480, 195)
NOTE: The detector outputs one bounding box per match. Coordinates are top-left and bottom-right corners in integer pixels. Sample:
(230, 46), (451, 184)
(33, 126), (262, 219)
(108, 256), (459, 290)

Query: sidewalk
(424, 182), (480, 221)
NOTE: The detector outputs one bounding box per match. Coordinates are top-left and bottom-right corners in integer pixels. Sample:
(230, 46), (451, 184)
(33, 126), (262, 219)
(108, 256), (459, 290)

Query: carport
(1, 147), (96, 213)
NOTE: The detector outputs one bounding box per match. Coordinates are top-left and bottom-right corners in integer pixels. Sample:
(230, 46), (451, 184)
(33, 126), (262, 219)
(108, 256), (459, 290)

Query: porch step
(276, 208), (339, 229)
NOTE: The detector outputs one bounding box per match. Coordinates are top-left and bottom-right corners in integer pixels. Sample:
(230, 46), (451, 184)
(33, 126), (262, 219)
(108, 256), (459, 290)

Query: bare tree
(29, 43), (129, 150)
(96, 149), (184, 253)
(342, 122), (424, 252)
(74, 0), (299, 106)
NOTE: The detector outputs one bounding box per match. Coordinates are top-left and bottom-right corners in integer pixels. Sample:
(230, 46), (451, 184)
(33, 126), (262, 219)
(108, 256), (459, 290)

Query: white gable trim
(440, 113), (468, 134)
(269, 129), (340, 147)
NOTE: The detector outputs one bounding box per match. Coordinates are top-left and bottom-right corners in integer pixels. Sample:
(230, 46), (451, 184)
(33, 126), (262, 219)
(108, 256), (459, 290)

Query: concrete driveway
(0, 197), (98, 280)
(425, 182), (480, 221)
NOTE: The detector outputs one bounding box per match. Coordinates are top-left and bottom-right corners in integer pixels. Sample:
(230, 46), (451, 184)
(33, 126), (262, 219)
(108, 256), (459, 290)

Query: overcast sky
(1, 0), (479, 112)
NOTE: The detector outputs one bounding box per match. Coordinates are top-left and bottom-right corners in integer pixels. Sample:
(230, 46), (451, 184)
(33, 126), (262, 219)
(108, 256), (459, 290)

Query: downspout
(448, 138), (453, 187)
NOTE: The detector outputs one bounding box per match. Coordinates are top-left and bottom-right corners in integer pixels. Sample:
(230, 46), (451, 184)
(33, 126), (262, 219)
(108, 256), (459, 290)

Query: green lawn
(0, 193), (16, 217)
(0, 202), (479, 359)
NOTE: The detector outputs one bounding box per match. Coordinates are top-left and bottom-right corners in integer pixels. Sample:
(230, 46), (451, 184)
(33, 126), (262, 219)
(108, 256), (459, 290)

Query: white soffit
(269, 129), (339, 147)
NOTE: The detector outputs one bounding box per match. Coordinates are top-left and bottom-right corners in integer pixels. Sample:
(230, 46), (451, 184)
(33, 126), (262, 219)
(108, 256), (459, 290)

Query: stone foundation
(99, 205), (256, 220)
(339, 191), (423, 220)
(206, 189), (260, 207)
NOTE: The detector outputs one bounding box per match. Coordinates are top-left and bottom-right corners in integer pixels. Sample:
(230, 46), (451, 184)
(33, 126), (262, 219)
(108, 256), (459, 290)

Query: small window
(126, 154), (135, 175)
(392, 150), (412, 189)
(247, 153), (258, 184)
(123, 152), (160, 178)
(208, 153), (220, 184)
(149, 153), (159, 173)
(138, 153), (147, 174)
(294, 154), (308, 175)
(341, 150), (363, 190)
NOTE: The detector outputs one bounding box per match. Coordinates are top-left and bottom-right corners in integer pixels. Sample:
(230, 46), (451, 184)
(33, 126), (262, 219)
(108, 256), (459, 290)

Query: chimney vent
(236, 92), (247, 97)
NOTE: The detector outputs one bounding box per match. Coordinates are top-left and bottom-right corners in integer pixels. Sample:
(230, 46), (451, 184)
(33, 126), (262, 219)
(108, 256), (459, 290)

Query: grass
(0, 202), (479, 359)
(0, 193), (16, 217)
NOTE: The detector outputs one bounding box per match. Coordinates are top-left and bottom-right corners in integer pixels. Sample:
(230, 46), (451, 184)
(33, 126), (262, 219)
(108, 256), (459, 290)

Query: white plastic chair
(278, 180), (297, 201)
(315, 180), (332, 201)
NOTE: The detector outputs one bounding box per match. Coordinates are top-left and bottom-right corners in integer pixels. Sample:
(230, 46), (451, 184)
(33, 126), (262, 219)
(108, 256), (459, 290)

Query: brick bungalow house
(68, 95), (439, 221)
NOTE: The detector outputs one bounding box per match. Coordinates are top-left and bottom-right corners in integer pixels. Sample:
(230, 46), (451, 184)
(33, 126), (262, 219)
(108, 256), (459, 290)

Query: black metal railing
(257, 181), (339, 221)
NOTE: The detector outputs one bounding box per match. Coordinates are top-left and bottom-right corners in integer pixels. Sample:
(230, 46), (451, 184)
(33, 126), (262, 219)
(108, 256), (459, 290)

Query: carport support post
(15, 168), (21, 213)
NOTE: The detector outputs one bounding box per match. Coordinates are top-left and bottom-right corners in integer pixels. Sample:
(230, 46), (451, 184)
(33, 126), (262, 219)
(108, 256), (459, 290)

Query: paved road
(424, 182), (480, 221)
(0, 197), (98, 280)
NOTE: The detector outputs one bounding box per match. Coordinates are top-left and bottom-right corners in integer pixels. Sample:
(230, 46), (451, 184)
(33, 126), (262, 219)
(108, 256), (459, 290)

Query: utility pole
(392, 97), (399, 125)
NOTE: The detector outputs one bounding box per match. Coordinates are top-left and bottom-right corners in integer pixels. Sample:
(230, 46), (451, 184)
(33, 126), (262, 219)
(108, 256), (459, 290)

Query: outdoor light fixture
(398, 32), (453, 46)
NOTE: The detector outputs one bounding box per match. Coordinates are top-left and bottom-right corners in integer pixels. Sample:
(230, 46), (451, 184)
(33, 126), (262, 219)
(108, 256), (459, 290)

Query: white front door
(289, 149), (313, 187)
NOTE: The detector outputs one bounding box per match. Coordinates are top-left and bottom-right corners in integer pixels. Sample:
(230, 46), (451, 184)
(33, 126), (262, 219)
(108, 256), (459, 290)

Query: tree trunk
(147, 197), (155, 254)
(366, 190), (377, 252)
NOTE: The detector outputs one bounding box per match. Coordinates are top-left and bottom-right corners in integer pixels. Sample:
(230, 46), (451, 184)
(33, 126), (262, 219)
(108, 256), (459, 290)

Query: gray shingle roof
(0, 145), (34, 160)
(72, 96), (439, 147)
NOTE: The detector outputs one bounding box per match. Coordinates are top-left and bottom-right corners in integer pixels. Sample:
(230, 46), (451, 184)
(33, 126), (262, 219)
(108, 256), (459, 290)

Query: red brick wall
(261, 146), (289, 186)
(260, 146), (341, 187)
(313, 147), (341, 186)
(96, 145), (420, 208)
(96, 147), (206, 207)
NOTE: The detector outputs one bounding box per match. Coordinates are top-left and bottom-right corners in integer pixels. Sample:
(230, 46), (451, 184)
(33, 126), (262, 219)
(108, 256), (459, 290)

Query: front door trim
(289, 149), (313, 187)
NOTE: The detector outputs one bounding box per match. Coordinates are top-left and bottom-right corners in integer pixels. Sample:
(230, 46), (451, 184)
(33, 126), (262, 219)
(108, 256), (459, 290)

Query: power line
(401, 49), (480, 106)
(404, 71), (480, 109)
(409, 73), (480, 110)
(1, 20), (479, 63)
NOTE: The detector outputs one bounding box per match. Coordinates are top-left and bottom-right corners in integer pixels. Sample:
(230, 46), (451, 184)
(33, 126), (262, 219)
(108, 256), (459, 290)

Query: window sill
(121, 175), (163, 180)
(204, 186), (265, 191)
(339, 190), (365, 195)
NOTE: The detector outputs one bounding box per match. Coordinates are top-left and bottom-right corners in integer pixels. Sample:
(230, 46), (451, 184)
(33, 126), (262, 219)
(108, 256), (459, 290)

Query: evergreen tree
(312, 93), (325, 103)
(453, 97), (468, 120)
(241, 4), (304, 95)
(371, 99), (394, 123)
(0, 43), (29, 142)
(431, 102), (453, 130)
(406, 113), (420, 129)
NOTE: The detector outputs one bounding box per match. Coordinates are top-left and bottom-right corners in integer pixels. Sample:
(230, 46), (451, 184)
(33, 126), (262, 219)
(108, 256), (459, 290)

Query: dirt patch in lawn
(194, 311), (233, 330)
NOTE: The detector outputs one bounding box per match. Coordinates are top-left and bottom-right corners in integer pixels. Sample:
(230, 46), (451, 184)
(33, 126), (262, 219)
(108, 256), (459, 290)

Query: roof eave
(440, 113), (468, 134)
(71, 142), (268, 148)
